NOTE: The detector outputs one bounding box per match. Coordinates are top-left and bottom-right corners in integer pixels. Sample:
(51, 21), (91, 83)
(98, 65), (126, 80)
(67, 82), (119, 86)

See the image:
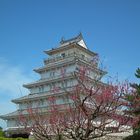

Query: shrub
(123, 133), (140, 140)
(0, 128), (4, 137)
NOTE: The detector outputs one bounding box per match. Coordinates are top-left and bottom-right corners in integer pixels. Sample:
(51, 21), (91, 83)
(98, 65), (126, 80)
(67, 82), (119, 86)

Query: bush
(0, 131), (4, 137)
(123, 133), (140, 140)
(55, 134), (65, 140)
(0, 127), (4, 138)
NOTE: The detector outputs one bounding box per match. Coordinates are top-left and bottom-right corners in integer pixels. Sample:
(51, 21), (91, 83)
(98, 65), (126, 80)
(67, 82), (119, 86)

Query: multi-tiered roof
(0, 34), (106, 133)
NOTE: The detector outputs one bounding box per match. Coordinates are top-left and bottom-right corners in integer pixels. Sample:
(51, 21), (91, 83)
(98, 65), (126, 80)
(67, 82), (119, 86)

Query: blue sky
(0, 0), (140, 128)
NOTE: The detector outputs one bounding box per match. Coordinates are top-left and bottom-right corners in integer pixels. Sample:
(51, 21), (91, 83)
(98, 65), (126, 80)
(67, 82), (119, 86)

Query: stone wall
(95, 135), (124, 140)
(29, 135), (125, 140)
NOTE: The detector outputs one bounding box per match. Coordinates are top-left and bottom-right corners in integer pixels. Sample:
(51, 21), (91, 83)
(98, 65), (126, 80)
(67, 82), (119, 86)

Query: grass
(0, 137), (28, 140)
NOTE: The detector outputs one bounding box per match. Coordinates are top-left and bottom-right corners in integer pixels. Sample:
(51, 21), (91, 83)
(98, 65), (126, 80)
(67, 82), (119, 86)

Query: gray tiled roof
(23, 72), (73, 88)
(12, 87), (73, 103)
(0, 104), (71, 119)
(0, 110), (20, 119)
(60, 33), (83, 47)
(12, 92), (49, 102)
(0, 108), (48, 119)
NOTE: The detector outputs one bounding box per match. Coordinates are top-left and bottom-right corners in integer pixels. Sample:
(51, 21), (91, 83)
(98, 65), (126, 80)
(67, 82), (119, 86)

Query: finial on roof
(60, 37), (65, 44)
(59, 33), (85, 46)
(78, 32), (83, 39)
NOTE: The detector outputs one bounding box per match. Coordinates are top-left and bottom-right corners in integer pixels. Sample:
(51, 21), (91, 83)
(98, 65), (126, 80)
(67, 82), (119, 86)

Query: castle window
(27, 101), (32, 108)
(39, 85), (44, 92)
(60, 67), (66, 77)
(50, 71), (55, 77)
(62, 80), (67, 88)
(81, 54), (85, 59)
(40, 99), (44, 106)
(61, 53), (65, 58)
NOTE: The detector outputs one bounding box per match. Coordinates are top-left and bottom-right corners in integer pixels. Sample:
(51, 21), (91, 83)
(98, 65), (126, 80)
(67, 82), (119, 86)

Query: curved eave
(12, 79), (107, 103)
(25, 64), (107, 89)
(34, 59), (75, 73)
(0, 112), (27, 120)
(0, 116), (15, 120)
(0, 111), (19, 120)
(75, 43), (97, 56)
(0, 115), (7, 120)
(34, 56), (103, 75)
(33, 68), (44, 73)
(11, 90), (71, 103)
(97, 69), (107, 77)
(44, 45), (72, 55)
(76, 58), (107, 77)
(0, 108), (46, 120)
(23, 74), (74, 88)
(11, 95), (28, 104)
(44, 43), (97, 56)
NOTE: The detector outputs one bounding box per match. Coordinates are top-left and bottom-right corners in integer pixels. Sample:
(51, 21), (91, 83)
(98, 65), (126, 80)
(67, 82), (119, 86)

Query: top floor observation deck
(43, 52), (98, 68)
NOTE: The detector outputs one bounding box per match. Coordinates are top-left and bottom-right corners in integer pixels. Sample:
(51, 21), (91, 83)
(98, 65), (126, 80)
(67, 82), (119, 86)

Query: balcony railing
(44, 53), (75, 64)
(44, 53), (98, 67)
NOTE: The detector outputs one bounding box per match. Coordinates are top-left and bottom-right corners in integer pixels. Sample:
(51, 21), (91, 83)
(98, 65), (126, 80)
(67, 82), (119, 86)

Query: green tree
(131, 68), (140, 133)
(124, 68), (140, 140)
(0, 126), (4, 137)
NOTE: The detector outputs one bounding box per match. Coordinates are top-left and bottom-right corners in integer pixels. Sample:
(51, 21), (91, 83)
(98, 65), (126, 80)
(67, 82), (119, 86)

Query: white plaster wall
(30, 84), (50, 94)
(50, 48), (75, 58)
(89, 70), (101, 80)
(19, 103), (27, 110)
(7, 119), (16, 127)
(19, 99), (49, 110)
(40, 64), (76, 80)
(30, 87), (39, 94)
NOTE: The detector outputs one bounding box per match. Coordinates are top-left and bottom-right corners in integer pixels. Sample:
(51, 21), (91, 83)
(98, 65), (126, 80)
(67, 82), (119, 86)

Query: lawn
(0, 137), (28, 140)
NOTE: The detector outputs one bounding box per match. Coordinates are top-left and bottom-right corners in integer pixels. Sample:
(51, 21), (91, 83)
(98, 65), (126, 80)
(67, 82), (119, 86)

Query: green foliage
(55, 134), (65, 140)
(123, 133), (140, 140)
(135, 68), (140, 78)
(133, 68), (140, 96)
(0, 132), (4, 137)
(132, 68), (140, 133)
(127, 68), (140, 115)
(0, 128), (4, 137)
(125, 68), (140, 139)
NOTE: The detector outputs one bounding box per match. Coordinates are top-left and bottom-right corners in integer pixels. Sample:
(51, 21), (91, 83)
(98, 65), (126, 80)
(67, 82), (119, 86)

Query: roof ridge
(60, 33), (83, 44)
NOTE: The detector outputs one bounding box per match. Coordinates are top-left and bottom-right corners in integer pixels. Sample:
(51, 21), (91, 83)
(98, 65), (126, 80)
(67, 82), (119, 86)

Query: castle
(0, 34), (106, 137)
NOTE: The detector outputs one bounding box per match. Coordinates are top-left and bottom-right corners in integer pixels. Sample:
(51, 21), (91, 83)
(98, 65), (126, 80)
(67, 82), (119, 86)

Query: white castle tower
(0, 34), (106, 137)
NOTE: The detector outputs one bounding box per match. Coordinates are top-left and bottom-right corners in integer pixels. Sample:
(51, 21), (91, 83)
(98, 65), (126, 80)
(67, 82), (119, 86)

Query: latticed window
(50, 71), (55, 77)
(61, 53), (65, 58)
(39, 85), (44, 92)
